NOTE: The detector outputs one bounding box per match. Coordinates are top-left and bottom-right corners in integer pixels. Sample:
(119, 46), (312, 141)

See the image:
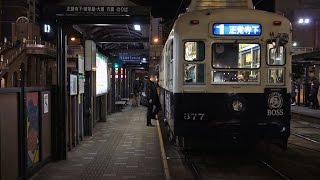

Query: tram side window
(167, 41), (174, 89)
(185, 41), (205, 61)
(268, 68), (284, 84)
(184, 64), (205, 84)
(267, 44), (285, 65)
(212, 70), (259, 84)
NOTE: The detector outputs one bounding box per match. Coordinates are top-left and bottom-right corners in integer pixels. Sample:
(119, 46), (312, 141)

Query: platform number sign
(41, 22), (55, 41)
(44, 24), (51, 33)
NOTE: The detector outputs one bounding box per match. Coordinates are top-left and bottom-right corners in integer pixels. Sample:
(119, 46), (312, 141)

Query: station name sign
(213, 23), (262, 36)
(119, 52), (143, 63)
(56, 5), (150, 16)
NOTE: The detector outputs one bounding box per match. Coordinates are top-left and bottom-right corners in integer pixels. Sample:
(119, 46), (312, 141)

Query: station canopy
(44, 0), (152, 65)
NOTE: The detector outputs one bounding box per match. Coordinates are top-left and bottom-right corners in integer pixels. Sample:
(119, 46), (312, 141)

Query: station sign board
(118, 52), (144, 63)
(55, 5), (150, 16)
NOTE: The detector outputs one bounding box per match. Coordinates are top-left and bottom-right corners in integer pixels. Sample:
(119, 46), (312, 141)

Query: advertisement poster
(43, 94), (49, 113)
(78, 54), (85, 74)
(26, 92), (40, 168)
(96, 53), (109, 96)
(70, 74), (78, 95)
(79, 75), (85, 94)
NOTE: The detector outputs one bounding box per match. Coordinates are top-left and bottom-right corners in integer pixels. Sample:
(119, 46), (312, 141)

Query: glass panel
(268, 68), (284, 84)
(267, 44), (285, 65)
(212, 70), (259, 84)
(184, 64), (205, 83)
(184, 41), (205, 61)
(212, 43), (260, 69)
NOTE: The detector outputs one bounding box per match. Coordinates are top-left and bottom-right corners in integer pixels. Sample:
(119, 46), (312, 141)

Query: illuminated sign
(44, 24), (51, 33)
(96, 53), (109, 96)
(54, 6), (150, 16)
(119, 52), (143, 63)
(213, 23), (262, 36)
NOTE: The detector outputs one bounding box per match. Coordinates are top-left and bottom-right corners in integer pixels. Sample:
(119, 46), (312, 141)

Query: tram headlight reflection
(232, 100), (243, 112)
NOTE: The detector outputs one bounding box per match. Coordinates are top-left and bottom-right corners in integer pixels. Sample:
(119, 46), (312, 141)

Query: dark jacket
(133, 79), (143, 94)
(146, 79), (159, 102)
(291, 81), (297, 96)
(310, 78), (319, 96)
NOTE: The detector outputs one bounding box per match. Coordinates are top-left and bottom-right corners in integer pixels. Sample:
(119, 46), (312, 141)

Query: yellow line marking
(157, 120), (171, 180)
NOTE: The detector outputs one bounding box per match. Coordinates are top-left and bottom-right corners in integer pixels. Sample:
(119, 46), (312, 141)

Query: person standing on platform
(310, 77), (319, 109)
(132, 76), (143, 107)
(291, 79), (297, 106)
(145, 74), (161, 126)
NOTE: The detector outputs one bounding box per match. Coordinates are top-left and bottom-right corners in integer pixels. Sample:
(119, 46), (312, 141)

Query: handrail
(0, 39), (56, 72)
(292, 47), (314, 55)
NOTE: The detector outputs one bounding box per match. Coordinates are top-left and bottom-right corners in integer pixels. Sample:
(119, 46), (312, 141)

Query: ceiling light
(70, 37), (76, 41)
(134, 24), (141, 31)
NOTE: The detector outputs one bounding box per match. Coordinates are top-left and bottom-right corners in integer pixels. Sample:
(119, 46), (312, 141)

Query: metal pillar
(111, 65), (116, 113)
(84, 71), (92, 136)
(303, 64), (310, 106)
(125, 68), (129, 98)
(117, 68), (121, 100)
(55, 24), (67, 160)
(315, 20), (319, 51)
(122, 67), (126, 98)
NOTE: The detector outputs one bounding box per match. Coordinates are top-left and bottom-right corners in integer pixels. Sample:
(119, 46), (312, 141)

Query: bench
(121, 98), (130, 101)
(121, 98), (130, 104)
(115, 100), (127, 111)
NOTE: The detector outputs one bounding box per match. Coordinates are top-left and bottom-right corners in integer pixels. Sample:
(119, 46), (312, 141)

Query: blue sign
(213, 23), (262, 36)
(118, 52), (143, 63)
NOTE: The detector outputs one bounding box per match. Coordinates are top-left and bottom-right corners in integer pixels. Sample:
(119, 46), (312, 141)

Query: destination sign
(213, 23), (262, 36)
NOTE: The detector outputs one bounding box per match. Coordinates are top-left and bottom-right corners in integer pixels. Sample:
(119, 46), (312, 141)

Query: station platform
(27, 102), (320, 180)
(291, 105), (320, 120)
(29, 105), (168, 180)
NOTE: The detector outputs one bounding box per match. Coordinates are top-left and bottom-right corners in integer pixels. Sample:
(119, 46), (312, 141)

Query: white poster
(96, 53), (109, 96)
(79, 75), (85, 94)
(78, 54), (85, 74)
(70, 74), (78, 95)
(44, 94), (49, 113)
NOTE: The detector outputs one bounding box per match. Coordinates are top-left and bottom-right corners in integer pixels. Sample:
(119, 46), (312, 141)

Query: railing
(25, 40), (56, 49)
(0, 46), (25, 74)
(0, 41), (14, 54)
(292, 47), (314, 55)
(0, 40), (56, 74)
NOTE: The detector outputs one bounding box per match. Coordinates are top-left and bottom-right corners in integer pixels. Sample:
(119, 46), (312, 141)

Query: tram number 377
(183, 113), (205, 121)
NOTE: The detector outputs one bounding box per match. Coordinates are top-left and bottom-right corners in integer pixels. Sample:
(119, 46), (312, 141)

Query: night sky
(151, 0), (275, 20)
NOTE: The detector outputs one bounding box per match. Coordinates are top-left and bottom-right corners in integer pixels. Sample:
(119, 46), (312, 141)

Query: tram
(158, 1), (292, 149)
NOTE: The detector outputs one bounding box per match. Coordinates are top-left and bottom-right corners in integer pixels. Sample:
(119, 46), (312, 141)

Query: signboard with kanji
(118, 52), (144, 63)
(56, 6), (150, 16)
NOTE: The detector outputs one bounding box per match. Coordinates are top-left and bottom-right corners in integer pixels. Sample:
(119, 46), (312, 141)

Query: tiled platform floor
(30, 106), (164, 180)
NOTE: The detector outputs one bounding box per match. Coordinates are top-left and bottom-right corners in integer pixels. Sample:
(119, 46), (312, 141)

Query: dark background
(149, 0), (275, 20)
(147, 0), (275, 31)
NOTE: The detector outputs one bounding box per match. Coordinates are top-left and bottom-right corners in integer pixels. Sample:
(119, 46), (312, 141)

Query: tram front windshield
(212, 43), (260, 84)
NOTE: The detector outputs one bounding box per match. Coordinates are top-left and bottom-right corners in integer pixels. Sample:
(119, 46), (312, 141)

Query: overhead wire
(254, 0), (264, 7)
(162, 0), (185, 28)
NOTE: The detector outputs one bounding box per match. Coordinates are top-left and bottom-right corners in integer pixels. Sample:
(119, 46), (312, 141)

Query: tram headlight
(232, 100), (243, 112)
